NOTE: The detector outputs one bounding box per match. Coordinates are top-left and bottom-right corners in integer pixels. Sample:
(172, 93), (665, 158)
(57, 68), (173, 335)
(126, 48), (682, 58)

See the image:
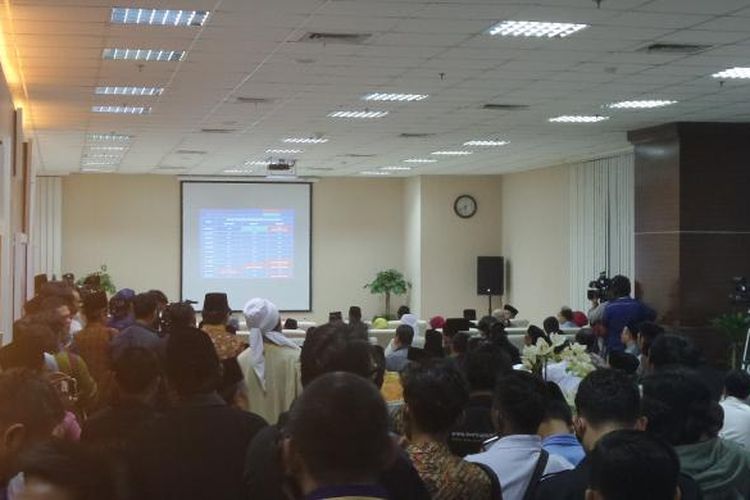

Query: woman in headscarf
(237, 298), (301, 424)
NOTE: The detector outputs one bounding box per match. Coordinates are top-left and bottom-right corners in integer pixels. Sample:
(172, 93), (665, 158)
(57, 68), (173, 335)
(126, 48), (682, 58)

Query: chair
(463, 309), (477, 321)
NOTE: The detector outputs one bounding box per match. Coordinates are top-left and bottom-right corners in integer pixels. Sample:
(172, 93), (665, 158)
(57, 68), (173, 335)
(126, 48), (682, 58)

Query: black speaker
(477, 256), (504, 296)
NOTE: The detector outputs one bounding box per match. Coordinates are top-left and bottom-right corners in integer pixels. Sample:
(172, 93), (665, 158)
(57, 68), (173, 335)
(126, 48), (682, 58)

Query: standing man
(601, 275), (656, 354)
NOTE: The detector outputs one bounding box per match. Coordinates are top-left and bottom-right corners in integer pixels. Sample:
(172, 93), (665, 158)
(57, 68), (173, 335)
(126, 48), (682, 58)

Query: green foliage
(712, 312), (750, 369)
(364, 269), (411, 296)
(75, 264), (117, 295)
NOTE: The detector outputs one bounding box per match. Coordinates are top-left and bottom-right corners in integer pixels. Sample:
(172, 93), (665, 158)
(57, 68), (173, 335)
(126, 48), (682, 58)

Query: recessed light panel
(283, 138), (328, 144)
(362, 93), (429, 102)
(606, 100), (677, 109)
(431, 150), (473, 156)
(360, 171), (391, 176)
(92, 105), (150, 114)
(266, 149), (302, 154)
(712, 67), (750, 79)
(223, 169), (254, 174)
(380, 166), (412, 171)
(87, 145), (128, 151)
(95, 86), (164, 96)
(111, 8), (210, 26)
(549, 115), (609, 123)
(87, 133), (132, 142)
(488, 20), (588, 38)
(463, 140), (509, 146)
(102, 48), (185, 62)
(244, 160), (270, 166)
(404, 158), (437, 164)
(328, 110), (388, 119)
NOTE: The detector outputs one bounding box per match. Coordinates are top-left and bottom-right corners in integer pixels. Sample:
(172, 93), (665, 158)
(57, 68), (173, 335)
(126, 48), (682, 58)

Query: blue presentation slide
(199, 209), (295, 279)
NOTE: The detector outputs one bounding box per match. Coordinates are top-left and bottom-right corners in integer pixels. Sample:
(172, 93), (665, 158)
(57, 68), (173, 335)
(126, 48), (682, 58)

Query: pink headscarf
(429, 316), (446, 330)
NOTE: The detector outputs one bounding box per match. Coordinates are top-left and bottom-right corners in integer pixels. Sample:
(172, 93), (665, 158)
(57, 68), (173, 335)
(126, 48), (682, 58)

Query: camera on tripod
(587, 272), (611, 301)
(730, 277), (750, 305)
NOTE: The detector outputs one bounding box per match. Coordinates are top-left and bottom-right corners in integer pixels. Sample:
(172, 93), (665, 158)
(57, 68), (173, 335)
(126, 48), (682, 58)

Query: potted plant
(364, 269), (411, 319)
(712, 312), (750, 370)
(75, 264), (117, 295)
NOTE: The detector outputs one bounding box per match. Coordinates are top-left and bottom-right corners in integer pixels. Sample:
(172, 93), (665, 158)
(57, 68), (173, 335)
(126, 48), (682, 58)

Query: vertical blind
(569, 153), (634, 312)
(32, 176), (62, 280)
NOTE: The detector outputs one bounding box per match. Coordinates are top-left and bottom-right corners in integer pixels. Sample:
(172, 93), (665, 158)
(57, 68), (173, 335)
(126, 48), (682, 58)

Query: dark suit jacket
(130, 392), (267, 500)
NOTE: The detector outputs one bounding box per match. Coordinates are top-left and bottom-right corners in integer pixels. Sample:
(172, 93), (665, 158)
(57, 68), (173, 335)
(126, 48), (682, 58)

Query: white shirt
(720, 396), (750, 449)
(466, 434), (573, 500)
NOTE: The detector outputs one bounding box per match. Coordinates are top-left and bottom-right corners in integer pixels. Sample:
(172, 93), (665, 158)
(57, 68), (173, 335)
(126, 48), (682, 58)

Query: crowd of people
(0, 274), (749, 499)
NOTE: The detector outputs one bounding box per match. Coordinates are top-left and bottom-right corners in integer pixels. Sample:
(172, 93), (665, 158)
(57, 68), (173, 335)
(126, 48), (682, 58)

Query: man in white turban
(237, 298), (301, 424)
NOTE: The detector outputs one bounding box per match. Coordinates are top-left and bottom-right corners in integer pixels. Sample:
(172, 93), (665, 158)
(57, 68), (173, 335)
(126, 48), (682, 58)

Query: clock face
(454, 195), (477, 218)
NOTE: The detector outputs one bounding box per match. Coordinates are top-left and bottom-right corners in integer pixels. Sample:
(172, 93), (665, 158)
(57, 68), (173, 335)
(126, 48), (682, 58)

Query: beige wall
(403, 177), (422, 317)
(501, 165), (570, 325)
(419, 175), (504, 319)
(61, 175), (406, 323)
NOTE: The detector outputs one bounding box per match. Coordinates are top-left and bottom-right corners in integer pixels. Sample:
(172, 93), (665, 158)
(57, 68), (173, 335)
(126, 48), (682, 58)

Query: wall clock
(454, 194), (477, 218)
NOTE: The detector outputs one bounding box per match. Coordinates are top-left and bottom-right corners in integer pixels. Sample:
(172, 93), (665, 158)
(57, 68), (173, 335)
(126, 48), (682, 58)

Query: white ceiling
(7, 0), (750, 177)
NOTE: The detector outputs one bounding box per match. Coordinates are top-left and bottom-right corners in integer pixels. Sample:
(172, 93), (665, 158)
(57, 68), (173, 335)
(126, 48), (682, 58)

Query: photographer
(602, 275), (656, 354)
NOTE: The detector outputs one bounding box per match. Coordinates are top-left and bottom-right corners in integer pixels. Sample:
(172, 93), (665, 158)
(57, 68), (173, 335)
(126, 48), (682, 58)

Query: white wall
(403, 177), (422, 317)
(501, 165), (571, 325)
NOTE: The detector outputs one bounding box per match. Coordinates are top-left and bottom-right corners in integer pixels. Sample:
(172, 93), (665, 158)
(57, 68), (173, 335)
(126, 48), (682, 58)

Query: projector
(266, 159), (297, 177)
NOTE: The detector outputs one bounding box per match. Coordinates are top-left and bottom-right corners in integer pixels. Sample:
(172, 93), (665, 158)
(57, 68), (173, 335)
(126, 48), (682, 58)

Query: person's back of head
(348, 306), (362, 323)
(163, 302), (197, 334)
(286, 372), (393, 491)
(638, 322), (665, 357)
(299, 322), (375, 387)
(609, 275), (631, 299)
(401, 359), (469, 437)
(724, 370), (750, 400)
(424, 330), (444, 358)
(504, 305), (519, 318)
(464, 342), (511, 392)
(114, 346), (161, 399)
(543, 381), (573, 427)
(396, 305), (410, 319)
(165, 327), (221, 398)
(574, 369), (641, 450)
(543, 316), (561, 335)
(648, 334), (700, 371)
(642, 368), (722, 447)
(476, 315), (498, 336)
(0, 369), (65, 483)
(493, 370), (547, 435)
(133, 292), (158, 322)
(12, 439), (115, 500)
(395, 324), (414, 347)
(526, 325), (550, 346)
(607, 351), (640, 375)
(12, 318), (57, 355)
(201, 292), (231, 326)
(452, 331), (470, 355)
(559, 307), (574, 323)
(81, 289), (108, 323)
(109, 289), (135, 319)
(587, 430), (680, 500)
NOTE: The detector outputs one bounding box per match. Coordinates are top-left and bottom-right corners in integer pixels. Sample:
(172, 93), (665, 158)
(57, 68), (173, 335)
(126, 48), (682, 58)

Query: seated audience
(237, 298), (301, 424)
(284, 372), (396, 500)
(642, 368), (750, 499)
(647, 334), (700, 371)
(607, 351), (640, 375)
(71, 290), (117, 406)
(129, 327), (267, 500)
(526, 325), (551, 347)
(536, 368), (644, 500)
(572, 310), (589, 328)
(348, 306), (370, 341)
(449, 342), (511, 457)
(466, 370), (573, 500)
(620, 322), (640, 356)
(110, 293), (164, 362)
(397, 305), (410, 319)
(0, 369), (65, 495)
(199, 292), (246, 360)
(558, 307), (578, 329)
(720, 370), (750, 449)
(107, 289), (136, 332)
(636, 321), (665, 375)
(400, 313), (421, 341)
(504, 304), (519, 319)
(601, 275), (656, 354)
(491, 308), (511, 327)
(539, 382), (585, 466)
(429, 316), (446, 330)
(586, 430), (680, 500)
(7, 440), (115, 500)
(450, 331), (470, 370)
(385, 325), (414, 372)
(402, 360), (494, 499)
(423, 329), (445, 359)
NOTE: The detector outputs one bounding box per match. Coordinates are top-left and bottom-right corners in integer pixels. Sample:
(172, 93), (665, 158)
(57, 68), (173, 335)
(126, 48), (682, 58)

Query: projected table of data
(200, 209), (294, 279)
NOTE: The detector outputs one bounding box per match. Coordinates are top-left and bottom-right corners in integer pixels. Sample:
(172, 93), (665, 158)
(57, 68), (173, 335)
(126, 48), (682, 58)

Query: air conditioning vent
(482, 104), (530, 111)
(200, 128), (237, 134)
(236, 97), (274, 104)
(639, 43), (711, 54)
(299, 32), (372, 44)
(175, 149), (207, 155)
(399, 133), (436, 138)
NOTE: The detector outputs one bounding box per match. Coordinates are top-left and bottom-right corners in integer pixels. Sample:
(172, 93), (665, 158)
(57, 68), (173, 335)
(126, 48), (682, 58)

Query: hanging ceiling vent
(399, 132), (436, 138)
(200, 128), (237, 134)
(639, 43), (711, 54)
(236, 96), (274, 104)
(299, 32), (372, 44)
(482, 103), (530, 111)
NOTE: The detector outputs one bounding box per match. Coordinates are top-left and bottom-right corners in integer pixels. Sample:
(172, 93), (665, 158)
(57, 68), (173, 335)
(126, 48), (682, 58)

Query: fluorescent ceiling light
(328, 110), (388, 119)
(431, 150), (473, 156)
(360, 171), (391, 176)
(712, 67), (750, 79)
(223, 169), (254, 174)
(362, 93), (429, 102)
(81, 167), (116, 173)
(606, 100), (677, 109)
(488, 20), (588, 38)
(244, 160), (270, 166)
(549, 115), (609, 123)
(266, 149), (302, 154)
(283, 138), (328, 144)
(92, 105), (150, 114)
(87, 146), (127, 151)
(111, 8), (209, 26)
(95, 86), (164, 96)
(87, 133), (132, 142)
(404, 158), (437, 164)
(81, 161), (118, 167)
(83, 153), (123, 159)
(463, 140), (509, 147)
(380, 166), (412, 171)
(102, 48), (185, 62)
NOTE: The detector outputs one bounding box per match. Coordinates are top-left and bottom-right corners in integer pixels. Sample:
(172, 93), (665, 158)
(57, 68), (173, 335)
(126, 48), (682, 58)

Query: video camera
(587, 272), (611, 302)
(730, 277), (750, 305)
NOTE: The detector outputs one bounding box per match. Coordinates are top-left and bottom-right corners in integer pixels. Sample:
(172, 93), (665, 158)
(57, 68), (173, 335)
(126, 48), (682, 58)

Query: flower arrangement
(522, 333), (596, 379)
